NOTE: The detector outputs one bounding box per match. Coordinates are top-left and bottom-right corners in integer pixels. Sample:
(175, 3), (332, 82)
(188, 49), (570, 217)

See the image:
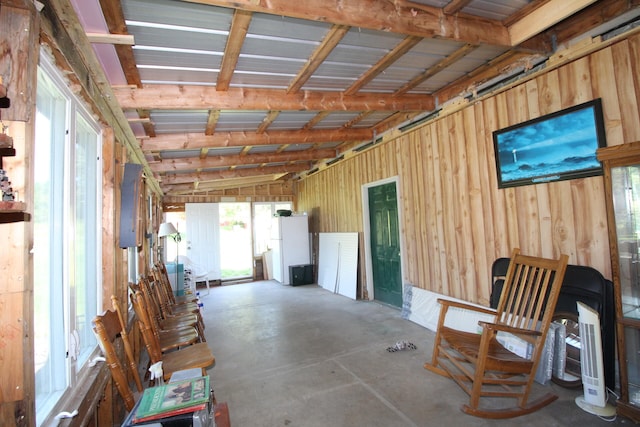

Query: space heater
(575, 302), (616, 417)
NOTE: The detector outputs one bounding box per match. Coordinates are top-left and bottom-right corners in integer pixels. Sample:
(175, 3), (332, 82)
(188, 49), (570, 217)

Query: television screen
(492, 98), (606, 188)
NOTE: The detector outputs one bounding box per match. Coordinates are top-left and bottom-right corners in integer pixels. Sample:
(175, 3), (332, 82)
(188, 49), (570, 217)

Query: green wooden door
(368, 182), (402, 307)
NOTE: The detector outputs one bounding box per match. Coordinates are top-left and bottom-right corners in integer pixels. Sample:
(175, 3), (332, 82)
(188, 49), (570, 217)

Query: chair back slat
(138, 277), (165, 323)
(92, 309), (139, 411)
(110, 295), (144, 393)
(130, 290), (163, 363)
(154, 263), (178, 305)
(496, 250), (568, 337)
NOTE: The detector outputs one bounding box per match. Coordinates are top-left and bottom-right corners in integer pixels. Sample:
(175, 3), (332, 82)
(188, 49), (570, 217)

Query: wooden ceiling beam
(165, 174), (289, 193)
(303, 111), (331, 130)
(443, 0), (473, 15)
(163, 173), (291, 193)
(182, 0), (512, 47)
(257, 110), (280, 134)
(344, 36), (423, 96)
(151, 148), (338, 172)
(530, 0), (640, 47)
(508, 0), (600, 45)
(86, 33), (134, 45)
(342, 111), (373, 129)
(140, 128), (372, 151)
(395, 43), (479, 95)
(98, 0), (142, 87)
(114, 86), (435, 111)
(287, 24), (350, 94)
(161, 164), (310, 185)
(217, 9), (252, 91)
(205, 110), (221, 135)
(136, 109), (156, 137)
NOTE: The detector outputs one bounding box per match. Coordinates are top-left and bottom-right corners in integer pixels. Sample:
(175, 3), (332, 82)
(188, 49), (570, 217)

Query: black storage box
(289, 264), (313, 286)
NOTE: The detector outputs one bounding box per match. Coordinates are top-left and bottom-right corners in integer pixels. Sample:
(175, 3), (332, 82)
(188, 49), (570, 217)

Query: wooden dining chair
(92, 308), (144, 412)
(152, 273), (203, 318)
(424, 248), (569, 418)
(149, 276), (206, 339)
(131, 290), (216, 382)
(112, 294), (199, 354)
(154, 263), (199, 305)
(136, 278), (206, 341)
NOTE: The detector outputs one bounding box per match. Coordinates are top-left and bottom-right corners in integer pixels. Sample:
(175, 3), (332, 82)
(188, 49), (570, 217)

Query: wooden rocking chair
(424, 248), (569, 418)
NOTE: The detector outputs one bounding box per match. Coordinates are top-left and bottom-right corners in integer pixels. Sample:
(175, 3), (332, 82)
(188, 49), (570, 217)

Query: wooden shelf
(0, 201), (30, 223)
(0, 211), (30, 224)
(0, 147), (15, 157)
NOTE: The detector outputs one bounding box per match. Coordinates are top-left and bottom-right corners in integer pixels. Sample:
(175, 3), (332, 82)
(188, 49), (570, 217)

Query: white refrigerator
(271, 215), (310, 285)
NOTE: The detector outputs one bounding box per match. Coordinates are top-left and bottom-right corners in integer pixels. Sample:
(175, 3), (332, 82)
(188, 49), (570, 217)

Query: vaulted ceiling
(65, 0), (640, 197)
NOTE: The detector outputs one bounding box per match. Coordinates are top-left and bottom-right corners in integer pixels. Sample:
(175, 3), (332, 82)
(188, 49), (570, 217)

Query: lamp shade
(158, 222), (178, 238)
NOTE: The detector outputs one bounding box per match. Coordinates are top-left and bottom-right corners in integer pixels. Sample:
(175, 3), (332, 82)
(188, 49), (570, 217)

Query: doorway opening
(362, 178), (403, 308)
(219, 202), (252, 280)
(165, 201), (293, 284)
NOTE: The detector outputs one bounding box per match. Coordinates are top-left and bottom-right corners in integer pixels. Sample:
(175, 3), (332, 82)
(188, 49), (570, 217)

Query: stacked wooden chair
(155, 262), (200, 304)
(424, 248), (569, 418)
(137, 276), (206, 342)
(118, 292), (199, 354)
(130, 289), (215, 382)
(152, 270), (205, 329)
(150, 267), (206, 331)
(92, 304), (144, 411)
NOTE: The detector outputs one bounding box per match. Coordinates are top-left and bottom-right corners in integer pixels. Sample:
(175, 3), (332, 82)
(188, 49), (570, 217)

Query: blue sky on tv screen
(497, 107), (601, 183)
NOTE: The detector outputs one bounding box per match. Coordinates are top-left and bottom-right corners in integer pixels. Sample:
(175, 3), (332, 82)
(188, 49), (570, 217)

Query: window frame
(34, 52), (104, 426)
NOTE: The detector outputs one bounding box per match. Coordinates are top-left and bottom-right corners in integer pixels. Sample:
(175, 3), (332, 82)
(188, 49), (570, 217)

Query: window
(253, 202), (292, 256)
(33, 53), (102, 425)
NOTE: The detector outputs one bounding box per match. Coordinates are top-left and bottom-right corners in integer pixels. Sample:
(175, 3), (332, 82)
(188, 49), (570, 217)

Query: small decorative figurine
(0, 169), (15, 201)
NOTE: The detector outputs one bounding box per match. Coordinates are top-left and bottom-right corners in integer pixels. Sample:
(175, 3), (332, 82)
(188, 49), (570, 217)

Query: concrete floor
(200, 280), (629, 427)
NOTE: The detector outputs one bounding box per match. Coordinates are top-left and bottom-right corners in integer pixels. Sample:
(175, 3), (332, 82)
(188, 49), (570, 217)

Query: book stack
(122, 376), (212, 427)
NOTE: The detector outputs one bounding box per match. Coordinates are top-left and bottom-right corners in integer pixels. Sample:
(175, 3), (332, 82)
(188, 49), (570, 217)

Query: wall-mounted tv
(492, 98), (606, 189)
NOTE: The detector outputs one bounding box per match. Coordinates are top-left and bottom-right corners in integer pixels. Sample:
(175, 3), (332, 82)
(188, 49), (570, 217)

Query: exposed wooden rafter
(181, 0), (514, 47)
(113, 86), (435, 111)
(508, 0), (600, 45)
(344, 35), (423, 96)
(161, 164), (310, 185)
(395, 43), (479, 95)
(287, 24), (350, 94)
(257, 111), (281, 134)
(152, 148), (338, 172)
(164, 173), (291, 193)
(86, 32), (134, 45)
(217, 9), (252, 91)
(140, 129), (373, 151)
(443, 0), (473, 15)
(98, 0), (142, 87)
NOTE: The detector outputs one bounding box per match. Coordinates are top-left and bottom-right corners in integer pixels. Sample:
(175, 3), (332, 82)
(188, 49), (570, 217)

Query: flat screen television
(492, 98), (606, 188)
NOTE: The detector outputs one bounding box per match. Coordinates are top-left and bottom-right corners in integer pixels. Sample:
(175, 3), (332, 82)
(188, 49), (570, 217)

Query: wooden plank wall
(297, 32), (640, 306)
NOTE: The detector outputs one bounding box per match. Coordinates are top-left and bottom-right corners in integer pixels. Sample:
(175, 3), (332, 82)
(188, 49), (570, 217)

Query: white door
(185, 203), (221, 280)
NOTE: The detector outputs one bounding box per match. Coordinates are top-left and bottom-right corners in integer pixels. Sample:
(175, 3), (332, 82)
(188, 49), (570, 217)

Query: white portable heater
(575, 301), (616, 417)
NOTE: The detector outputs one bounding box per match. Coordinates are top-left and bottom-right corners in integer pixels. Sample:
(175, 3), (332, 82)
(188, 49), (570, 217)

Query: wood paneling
(298, 33), (640, 306)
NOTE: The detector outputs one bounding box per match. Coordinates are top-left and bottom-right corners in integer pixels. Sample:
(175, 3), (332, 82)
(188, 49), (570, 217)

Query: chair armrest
(478, 321), (542, 337)
(437, 298), (497, 316)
